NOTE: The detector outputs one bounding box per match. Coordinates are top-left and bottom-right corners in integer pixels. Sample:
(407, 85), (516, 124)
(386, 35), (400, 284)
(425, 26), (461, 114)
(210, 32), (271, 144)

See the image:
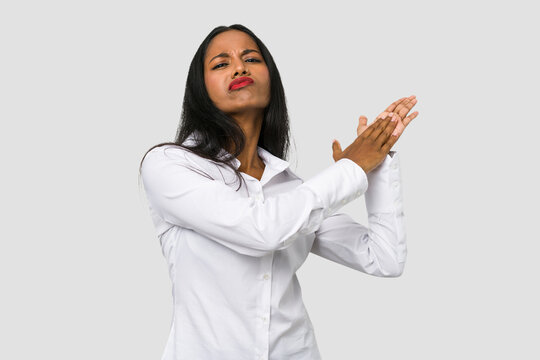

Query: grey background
(1, 0), (538, 359)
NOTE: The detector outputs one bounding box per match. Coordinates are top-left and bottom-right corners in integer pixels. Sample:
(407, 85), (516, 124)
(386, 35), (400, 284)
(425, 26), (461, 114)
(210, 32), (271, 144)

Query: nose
(233, 58), (249, 77)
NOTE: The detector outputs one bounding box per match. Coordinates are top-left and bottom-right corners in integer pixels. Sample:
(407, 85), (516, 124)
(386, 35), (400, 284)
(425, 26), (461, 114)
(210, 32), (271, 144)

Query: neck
(227, 109), (265, 172)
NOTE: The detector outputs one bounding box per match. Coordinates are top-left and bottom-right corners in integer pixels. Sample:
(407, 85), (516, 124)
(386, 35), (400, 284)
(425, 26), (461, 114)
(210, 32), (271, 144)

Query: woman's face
(204, 30), (271, 116)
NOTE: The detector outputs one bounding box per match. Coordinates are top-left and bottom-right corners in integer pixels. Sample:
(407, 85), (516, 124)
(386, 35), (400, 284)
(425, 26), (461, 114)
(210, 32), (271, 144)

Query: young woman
(139, 24), (418, 360)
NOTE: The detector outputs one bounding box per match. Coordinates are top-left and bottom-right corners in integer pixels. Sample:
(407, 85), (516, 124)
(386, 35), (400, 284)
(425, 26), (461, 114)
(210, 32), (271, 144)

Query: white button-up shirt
(140, 132), (407, 360)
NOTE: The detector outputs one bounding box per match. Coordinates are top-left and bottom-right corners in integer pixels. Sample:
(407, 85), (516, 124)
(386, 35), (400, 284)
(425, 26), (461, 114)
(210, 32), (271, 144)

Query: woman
(139, 24), (418, 360)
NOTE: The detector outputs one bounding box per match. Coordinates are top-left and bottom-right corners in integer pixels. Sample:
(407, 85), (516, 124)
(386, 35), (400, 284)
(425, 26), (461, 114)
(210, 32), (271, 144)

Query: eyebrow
(208, 49), (260, 65)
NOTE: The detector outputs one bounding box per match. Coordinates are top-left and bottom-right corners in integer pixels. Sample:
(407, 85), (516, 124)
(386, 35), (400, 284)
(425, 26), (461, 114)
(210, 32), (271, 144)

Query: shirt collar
(184, 131), (290, 184)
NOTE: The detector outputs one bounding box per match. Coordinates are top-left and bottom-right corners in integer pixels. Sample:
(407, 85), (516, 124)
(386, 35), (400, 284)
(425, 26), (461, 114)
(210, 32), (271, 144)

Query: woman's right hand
(333, 113), (400, 174)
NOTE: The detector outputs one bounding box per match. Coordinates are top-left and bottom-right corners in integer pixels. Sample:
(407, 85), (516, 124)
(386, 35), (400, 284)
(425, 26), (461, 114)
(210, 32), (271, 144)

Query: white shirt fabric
(140, 131), (407, 360)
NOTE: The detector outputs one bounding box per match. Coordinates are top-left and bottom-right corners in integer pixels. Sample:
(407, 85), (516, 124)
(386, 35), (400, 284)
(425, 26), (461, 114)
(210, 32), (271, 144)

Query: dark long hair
(138, 24), (292, 191)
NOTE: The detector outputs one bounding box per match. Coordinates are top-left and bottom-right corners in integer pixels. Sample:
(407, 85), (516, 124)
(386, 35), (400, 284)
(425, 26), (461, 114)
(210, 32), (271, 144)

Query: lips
(229, 76), (254, 90)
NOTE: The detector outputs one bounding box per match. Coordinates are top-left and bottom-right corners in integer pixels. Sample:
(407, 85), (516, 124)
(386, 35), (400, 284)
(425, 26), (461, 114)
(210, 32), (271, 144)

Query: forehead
(206, 30), (259, 57)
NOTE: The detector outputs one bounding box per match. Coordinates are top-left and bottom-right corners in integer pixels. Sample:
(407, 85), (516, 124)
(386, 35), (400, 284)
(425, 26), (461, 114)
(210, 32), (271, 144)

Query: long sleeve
(309, 151), (407, 277)
(140, 146), (369, 258)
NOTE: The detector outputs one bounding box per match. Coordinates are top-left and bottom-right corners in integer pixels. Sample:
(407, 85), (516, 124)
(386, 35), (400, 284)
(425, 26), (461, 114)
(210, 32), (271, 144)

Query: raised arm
(310, 151), (407, 277)
(140, 146), (369, 258)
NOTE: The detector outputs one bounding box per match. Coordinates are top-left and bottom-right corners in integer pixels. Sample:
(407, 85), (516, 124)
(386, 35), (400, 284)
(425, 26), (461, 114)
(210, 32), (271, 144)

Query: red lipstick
(229, 76), (254, 90)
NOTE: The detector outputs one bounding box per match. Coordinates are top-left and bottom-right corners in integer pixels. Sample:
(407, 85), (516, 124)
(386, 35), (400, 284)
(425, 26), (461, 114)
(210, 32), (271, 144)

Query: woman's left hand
(357, 95), (419, 138)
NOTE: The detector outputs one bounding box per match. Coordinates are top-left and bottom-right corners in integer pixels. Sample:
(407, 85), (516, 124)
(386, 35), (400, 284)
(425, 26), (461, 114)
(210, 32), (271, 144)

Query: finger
(385, 94), (415, 113)
(401, 98), (417, 119)
(402, 111), (419, 128)
(395, 97), (418, 120)
(381, 125), (401, 153)
(375, 111), (389, 121)
(374, 114), (399, 147)
(382, 110), (412, 151)
(385, 97), (407, 113)
(378, 95), (414, 126)
(332, 139), (342, 152)
(332, 139), (342, 160)
(362, 113), (391, 139)
(393, 97), (413, 115)
(392, 114), (405, 136)
(367, 113), (395, 143)
(357, 115), (368, 136)
(358, 115), (368, 126)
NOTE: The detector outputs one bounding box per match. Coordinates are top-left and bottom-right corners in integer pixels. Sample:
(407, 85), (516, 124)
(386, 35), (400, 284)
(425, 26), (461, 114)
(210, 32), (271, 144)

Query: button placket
(255, 253), (273, 359)
(254, 184), (264, 202)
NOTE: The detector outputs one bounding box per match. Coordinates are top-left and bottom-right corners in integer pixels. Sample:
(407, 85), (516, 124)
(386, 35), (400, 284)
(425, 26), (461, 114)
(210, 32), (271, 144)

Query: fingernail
(391, 115), (397, 122)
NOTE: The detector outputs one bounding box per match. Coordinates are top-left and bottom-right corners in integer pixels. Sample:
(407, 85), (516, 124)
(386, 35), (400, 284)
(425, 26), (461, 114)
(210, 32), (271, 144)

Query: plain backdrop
(1, 0), (539, 359)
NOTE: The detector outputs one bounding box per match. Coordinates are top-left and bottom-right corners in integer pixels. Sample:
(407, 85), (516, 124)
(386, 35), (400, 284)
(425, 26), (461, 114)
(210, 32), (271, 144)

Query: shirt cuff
(299, 157), (368, 217)
(364, 150), (403, 214)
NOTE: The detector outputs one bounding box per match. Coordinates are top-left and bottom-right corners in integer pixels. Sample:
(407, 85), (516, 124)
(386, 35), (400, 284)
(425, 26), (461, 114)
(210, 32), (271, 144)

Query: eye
(211, 58), (262, 70)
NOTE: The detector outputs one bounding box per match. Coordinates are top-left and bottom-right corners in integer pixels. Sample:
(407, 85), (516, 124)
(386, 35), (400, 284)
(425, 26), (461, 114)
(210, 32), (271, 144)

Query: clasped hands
(332, 95), (419, 173)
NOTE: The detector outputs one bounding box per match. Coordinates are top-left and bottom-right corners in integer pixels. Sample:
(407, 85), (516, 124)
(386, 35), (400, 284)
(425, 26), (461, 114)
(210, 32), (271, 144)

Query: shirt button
(391, 162), (398, 170)
(341, 199), (346, 205)
(394, 199), (400, 207)
(392, 181), (399, 189)
(263, 274), (270, 280)
(262, 316), (268, 322)
(356, 191), (361, 196)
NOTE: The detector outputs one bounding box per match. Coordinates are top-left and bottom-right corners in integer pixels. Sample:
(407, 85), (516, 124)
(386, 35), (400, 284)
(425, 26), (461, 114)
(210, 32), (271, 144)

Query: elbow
(384, 261), (405, 277)
(379, 259), (406, 277)
(370, 232), (407, 278)
(374, 243), (406, 277)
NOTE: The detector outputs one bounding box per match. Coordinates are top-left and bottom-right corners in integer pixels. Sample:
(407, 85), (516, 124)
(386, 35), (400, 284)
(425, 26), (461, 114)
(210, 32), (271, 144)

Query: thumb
(332, 139), (342, 161)
(359, 115), (368, 125)
(357, 115), (368, 136)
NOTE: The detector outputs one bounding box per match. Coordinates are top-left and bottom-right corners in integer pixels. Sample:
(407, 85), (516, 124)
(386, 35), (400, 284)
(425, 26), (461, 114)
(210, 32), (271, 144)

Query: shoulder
(141, 144), (196, 178)
(145, 144), (186, 160)
(144, 144), (206, 168)
(142, 144), (223, 183)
